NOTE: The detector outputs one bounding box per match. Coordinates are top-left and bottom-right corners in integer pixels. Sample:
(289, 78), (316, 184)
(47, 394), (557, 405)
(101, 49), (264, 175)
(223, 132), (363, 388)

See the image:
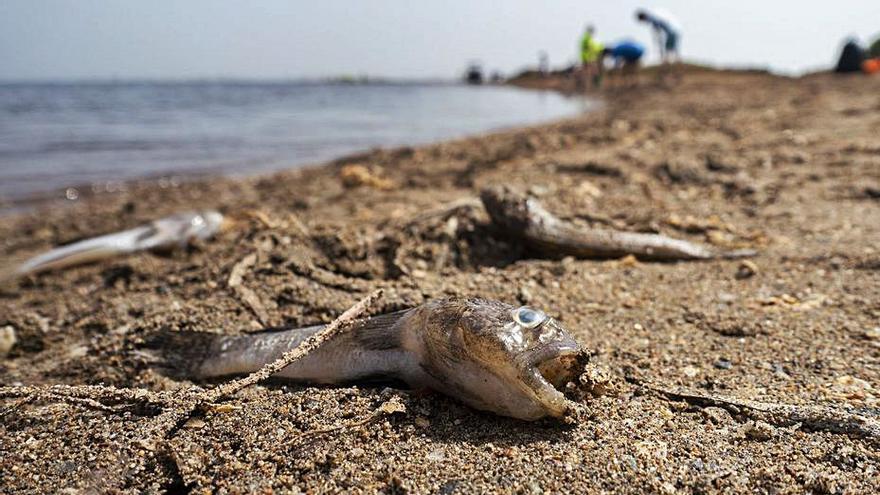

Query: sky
(1, 0), (879, 81)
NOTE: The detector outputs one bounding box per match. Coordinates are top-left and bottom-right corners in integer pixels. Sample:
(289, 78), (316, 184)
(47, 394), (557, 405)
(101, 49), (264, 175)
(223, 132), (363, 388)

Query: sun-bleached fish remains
(7, 210), (225, 278)
(481, 186), (756, 261)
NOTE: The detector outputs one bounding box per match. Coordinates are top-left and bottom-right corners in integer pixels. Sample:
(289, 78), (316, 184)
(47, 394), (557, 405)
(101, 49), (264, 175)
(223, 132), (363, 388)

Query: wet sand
(2, 68), (880, 493)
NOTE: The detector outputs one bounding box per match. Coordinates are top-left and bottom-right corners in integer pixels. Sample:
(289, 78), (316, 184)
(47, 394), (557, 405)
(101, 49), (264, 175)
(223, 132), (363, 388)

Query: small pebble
(701, 407), (731, 424)
(682, 365), (700, 378)
(618, 254), (639, 267)
(772, 363), (792, 380)
(735, 260), (758, 279)
(714, 359), (733, 370)
(741, 420), (775, 441)
(426, 450), (446, 462)
(0, 326), (17, 358)
(528, 185), (549, 196)
(518, 286), (532, 304)
(576, 180), (603, 198)
(717, 292), (737, 304)
(184, 418), (206, 429)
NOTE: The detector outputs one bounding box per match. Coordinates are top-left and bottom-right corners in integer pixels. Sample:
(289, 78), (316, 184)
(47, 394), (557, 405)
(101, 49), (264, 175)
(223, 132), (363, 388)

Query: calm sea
(0, 81), (592, 203)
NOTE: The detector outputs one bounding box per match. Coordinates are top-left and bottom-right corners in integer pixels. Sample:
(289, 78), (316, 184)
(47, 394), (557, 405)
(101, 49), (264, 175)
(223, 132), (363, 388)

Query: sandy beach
(2, 68), (879, 493)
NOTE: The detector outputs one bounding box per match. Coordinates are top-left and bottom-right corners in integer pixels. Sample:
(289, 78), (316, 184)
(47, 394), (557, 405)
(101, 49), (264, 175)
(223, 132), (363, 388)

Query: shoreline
(0, 110), (589, 217)
(0, 82), (592, 212)
(2, 68), (879, 493)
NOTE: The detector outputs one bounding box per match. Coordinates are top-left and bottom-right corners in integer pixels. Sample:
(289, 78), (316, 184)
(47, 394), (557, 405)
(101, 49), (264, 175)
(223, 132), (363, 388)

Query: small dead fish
(149, 298), (587, 421)
(6, 210), (225, 279)
(481, 186), (756, 261)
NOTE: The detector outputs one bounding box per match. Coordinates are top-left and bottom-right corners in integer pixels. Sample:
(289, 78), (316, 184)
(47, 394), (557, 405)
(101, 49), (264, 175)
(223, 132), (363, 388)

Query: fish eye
(513, 307), (547, 329)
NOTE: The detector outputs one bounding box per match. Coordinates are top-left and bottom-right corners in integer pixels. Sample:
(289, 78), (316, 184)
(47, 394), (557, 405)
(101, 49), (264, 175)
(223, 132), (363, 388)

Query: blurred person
(465, 62), (484, 84)
(635, 8), (681, 64)
(538, 50), (550, 77)
(852, 35), (880, 75)
(601, 40), (645, 87)
(869, 35), (880, 58)
(578, 25), (604, 89)
(863, 35), (880, 74)
(835, 38), (865, 73)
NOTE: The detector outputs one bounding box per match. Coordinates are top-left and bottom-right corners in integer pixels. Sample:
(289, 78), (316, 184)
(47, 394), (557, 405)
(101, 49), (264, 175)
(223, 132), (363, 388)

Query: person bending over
(635, 8), (680, 64)
(602, 40), (645, 86)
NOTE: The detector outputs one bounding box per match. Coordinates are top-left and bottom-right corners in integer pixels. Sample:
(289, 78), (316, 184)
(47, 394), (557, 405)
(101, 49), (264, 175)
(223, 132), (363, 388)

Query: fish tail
(13, 227), (153, 277)
(143, 312), (408, 382)
(141, 330), (228, 379)
(141, 325), (325, 379)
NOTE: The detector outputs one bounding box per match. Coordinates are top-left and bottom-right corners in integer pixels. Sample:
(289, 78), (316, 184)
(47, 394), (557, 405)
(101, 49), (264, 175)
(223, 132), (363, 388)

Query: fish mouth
(519, 340), (585, 417)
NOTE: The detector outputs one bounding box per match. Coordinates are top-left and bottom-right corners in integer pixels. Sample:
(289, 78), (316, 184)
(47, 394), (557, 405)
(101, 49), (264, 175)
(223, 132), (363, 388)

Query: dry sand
(1, 68), (879, 493)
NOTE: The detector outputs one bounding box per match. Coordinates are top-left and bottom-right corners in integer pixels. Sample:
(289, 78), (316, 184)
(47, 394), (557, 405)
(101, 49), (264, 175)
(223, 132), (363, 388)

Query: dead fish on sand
(5, 210), (226, 279)
(150, 298), (587, 421)
(481, 186), (756, 261)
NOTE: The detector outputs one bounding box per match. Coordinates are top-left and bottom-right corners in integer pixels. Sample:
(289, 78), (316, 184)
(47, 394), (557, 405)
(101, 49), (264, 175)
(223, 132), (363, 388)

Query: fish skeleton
(150, 298), (587, 421)
(481, 185), (756, 261)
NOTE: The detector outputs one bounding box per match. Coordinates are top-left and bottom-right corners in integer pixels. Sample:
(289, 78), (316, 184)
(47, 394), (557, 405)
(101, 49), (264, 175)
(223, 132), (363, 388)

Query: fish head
(190, 210), (226, 240)
(480, 185), (559, 234)
(417, 298), (586, 420)
(480, 186), (532, 232)
(151, 210), (226, 246)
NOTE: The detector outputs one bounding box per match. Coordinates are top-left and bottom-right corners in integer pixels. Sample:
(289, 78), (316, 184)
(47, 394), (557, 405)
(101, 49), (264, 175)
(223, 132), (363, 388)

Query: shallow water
(0, 81), (593, 202)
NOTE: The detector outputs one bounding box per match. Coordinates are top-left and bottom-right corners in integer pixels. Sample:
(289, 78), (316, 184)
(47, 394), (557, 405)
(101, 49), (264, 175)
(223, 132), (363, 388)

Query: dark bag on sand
(836, 41), (865, 73)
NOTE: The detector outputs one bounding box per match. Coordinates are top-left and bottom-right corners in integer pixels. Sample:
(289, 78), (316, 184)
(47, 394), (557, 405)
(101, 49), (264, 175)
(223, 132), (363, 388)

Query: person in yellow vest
(578, 25), (604, 89)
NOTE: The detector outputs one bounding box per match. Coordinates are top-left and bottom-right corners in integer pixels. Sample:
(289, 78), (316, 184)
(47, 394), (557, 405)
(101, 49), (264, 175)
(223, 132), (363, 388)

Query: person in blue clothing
(601, 40), (645, 86)
(635, 8), (681, 64)
(605, 41), (645, 66)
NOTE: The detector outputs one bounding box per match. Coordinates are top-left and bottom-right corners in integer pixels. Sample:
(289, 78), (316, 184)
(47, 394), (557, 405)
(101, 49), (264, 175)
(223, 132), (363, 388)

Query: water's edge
(1, 82), (596, 214)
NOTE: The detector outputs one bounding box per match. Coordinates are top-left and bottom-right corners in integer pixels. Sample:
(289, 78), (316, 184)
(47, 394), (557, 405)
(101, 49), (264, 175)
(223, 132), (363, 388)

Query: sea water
(0, 81), (593, 202)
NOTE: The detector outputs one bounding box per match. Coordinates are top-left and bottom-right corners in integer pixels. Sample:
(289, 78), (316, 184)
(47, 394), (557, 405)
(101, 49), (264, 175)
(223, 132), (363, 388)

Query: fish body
(152, 298), (585, 421)
(481, 186), (755, 261)
(10, 210), (224, 277)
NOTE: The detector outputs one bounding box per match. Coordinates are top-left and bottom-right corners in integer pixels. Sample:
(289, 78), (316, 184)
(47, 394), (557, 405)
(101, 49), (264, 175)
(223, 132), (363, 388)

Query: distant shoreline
(0, 77), (460, 87)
